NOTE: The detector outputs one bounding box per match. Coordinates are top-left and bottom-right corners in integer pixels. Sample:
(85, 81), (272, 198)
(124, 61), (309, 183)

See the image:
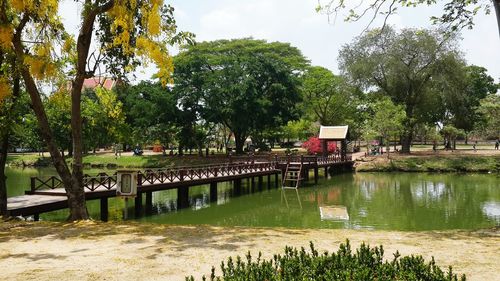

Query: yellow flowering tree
(0, 0), (193, 220)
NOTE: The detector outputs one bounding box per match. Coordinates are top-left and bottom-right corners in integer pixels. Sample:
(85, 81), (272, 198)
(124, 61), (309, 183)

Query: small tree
(370, 97), (406, 156)
(440, 125), (465, 150)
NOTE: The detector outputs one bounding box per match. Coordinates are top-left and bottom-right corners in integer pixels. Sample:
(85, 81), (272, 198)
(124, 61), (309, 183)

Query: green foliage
(187, 241), (465, 281)
(369, 97), (406, 145)
(173, 38), (308, 153)
(301, 66), (360, 126)
(117, 81), (178, 146)
(339, 26), (463, 152)
(317, 0), (497, 33)
(476, 94), (500, 139)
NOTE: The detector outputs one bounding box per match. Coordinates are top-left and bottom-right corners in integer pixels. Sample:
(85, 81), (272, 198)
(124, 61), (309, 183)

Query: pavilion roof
(318, 125), (349, 140)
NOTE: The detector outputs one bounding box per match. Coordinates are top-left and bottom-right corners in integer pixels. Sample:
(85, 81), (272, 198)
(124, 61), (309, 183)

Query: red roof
(82, 77), (117, 90)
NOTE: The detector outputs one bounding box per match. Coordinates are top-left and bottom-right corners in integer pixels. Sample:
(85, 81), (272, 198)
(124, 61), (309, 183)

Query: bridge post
(233, 179), (242, 196)
(325, 167), (328, 178)
(267, 174), (271, 189)
(251, 177), (256, 192)
(210, 182), (218, 202)
(34, 214), (39, 221)
(177, 187), (190, 209)
(100, 197), (108, 222)
(258, 176), (263, 190)
(314, 167), (318, 184)
(30, 177), (36, 193)
(145, 192), (153, 215)
(275, 173), (279, 188)
(135, 192), (142, 217)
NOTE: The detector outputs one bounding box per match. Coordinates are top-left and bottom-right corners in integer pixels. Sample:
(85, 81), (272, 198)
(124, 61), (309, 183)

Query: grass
(357, 155), (500, 173)
(6, 153), (232, 168)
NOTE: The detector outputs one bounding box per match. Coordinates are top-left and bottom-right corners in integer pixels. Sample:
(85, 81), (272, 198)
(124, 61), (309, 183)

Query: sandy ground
(0, 222), (499, 281)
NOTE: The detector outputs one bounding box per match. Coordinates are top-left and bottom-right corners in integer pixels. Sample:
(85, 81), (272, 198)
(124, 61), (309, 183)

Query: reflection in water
(281, 189), (302, 209)
(5, 167), (500, 230)
(319, 205), (349, 221)
(482, 202), (500, 221)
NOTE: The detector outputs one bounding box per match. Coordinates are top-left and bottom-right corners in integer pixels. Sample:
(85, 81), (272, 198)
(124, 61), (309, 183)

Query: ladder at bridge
(282, 162), (303, 189)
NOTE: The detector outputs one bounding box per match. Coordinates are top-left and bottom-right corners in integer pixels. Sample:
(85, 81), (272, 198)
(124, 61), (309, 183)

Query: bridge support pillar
(275, 173), (279, 188)
(304, 169), (309, 181)
(324, 167), (328, 178)
(267, 175), (271, 189)
(251, 177), (256, 192)
(100, 197), (108, 222)
(34, 214), (39, 222)
(314, 167), (318, 184)
(177, 187), (189, 209)
(210, 182), (218, 202)
(135, 192), (142, 217)
(145, 192), (153, 215)
(234, 179), (242, 196)
(258, 176), (263, 190)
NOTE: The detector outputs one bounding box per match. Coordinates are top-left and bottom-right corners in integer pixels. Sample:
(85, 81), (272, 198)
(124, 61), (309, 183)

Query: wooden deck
(7, 156), (353, 219)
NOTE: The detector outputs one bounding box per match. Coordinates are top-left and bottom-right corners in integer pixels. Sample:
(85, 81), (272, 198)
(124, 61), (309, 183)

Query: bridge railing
(137, 162), (276, 186)
(29, 162), (278, 193)
(29, 172), (118, 193)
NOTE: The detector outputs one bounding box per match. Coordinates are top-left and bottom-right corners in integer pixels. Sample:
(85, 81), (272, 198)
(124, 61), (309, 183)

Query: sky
(60, 0), (500, 82)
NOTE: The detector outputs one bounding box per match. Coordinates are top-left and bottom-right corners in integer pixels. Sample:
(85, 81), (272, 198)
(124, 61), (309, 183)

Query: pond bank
(0, 221), (498, 281)
(355, 152), (500, 173)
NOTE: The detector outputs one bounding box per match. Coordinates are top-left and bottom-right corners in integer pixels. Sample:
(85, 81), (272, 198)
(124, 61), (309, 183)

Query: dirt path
(0, 221), (499, 281)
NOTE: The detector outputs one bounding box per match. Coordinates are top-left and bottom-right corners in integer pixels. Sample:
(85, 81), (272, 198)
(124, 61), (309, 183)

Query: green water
(5, 167), (500, 230)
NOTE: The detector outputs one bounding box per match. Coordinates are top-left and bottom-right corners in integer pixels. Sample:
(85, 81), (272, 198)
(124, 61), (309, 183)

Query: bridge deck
(7, 157), (353, 218)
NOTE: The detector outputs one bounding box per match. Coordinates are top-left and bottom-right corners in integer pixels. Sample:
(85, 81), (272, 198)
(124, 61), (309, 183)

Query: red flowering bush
(301, 136), (337, 154)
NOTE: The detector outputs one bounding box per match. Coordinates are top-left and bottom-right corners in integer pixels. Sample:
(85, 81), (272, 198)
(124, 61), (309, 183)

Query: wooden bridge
(7, 155), (353, 221)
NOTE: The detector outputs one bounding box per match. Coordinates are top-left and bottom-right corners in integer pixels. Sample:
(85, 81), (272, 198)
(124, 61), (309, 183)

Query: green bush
(187, 241), (465, 281)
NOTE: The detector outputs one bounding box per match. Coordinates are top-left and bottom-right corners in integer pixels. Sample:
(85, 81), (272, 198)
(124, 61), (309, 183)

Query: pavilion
(318, 125), (349, 161)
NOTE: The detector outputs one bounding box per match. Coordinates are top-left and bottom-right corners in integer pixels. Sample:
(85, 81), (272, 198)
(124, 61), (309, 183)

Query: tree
(174, 39), (308, 154)
(369, 97), (406, 156)
(339, 27), (462, 153)
(440, 125), (465, 150)
(476, 93), (500, 138)
(442, 65), (497, 143)
(317, 0), (500, 36)
(0, 61), (20, 217)
(118, 81), (178, 147)
(2, 0), (192, 220)
(301, 66), (360, 126)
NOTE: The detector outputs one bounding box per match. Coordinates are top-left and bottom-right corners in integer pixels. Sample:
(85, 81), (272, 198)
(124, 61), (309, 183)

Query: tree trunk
(0, 133), (8, 217)
(494, 0), (500, 37)
(234, 132), (246, 154)
(401, 131), (413, 153)
(0, 73), (21, 217)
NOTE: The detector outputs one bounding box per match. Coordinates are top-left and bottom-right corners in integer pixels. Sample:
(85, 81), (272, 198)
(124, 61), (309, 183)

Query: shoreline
(0, 221), (498, 281)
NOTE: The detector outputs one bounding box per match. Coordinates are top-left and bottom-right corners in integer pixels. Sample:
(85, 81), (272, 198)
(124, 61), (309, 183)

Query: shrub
(187, 240), (465, 281)
(302, 136), (337, 154)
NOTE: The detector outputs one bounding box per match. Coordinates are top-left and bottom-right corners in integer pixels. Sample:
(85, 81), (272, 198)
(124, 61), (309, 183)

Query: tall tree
(317, 0), (500, 36)
(0, 63), (20, 217)
(440, 65), (498, 143)
(301, 66), (360, 126)
(2, 0), (191, 220)
(118, 81), (178, 148)
(174, 39), (308, 154)
(339, 27), (461, 153)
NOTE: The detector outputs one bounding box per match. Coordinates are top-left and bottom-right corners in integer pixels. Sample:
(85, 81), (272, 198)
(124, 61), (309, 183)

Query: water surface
(6, 167), (500, 230)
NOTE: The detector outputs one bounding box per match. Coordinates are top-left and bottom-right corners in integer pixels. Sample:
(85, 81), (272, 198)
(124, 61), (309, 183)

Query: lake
(5, 167), (500, 231)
